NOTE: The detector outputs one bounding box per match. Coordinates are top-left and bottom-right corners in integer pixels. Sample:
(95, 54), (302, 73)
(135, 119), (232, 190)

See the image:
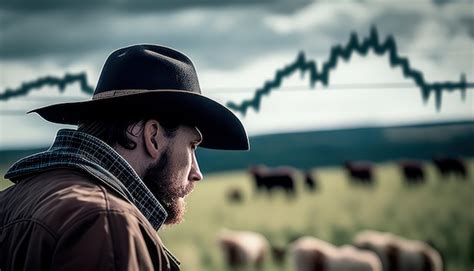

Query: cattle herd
(217, 158), (468, 269)
(216, 229), (443, 271)
(229, 157), (469, 202)
(343, 157), (468, 185)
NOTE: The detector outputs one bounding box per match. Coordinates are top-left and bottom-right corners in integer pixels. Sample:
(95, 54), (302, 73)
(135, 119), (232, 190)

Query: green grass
(159, 162), (474, 271)
(2, 162), (473, 271)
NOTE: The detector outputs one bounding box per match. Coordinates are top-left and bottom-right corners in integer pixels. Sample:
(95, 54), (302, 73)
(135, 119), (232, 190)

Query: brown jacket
(0, 169), (179, 271)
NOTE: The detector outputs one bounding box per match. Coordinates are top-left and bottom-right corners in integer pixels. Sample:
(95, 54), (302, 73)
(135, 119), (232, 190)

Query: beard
(143, 148), (194, 225)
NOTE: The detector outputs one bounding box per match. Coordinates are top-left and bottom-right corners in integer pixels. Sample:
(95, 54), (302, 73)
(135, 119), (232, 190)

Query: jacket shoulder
(1, 169), (139, 235)
(0, 169), (175, 271)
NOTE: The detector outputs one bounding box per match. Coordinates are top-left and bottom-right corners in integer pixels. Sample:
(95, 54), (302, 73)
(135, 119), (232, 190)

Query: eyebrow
(194, 126), (203, 144)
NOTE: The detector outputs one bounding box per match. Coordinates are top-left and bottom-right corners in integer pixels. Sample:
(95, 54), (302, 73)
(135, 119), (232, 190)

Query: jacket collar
(5, 129), (168, 231)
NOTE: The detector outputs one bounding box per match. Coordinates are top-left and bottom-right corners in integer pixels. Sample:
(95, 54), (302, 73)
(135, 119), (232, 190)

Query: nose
(189, 153), (203, 182)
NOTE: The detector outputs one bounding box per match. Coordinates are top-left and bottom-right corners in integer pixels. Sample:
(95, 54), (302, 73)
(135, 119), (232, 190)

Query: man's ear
(143, 119), (161, 159)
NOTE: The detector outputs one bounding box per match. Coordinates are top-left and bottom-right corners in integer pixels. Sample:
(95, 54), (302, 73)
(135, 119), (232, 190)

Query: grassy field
(1, 161), (473, 271)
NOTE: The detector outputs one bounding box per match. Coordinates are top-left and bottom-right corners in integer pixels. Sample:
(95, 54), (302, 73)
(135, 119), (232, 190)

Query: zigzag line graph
(226, 27), (474, 116)
(1, 27), (472, 116)
(0, 73), (94, 101)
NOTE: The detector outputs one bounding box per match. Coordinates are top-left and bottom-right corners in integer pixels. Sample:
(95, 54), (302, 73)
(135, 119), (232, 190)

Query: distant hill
(196, 121), (474, 173)
(0, 148), (47, 170)
(1, 121), (473, 174)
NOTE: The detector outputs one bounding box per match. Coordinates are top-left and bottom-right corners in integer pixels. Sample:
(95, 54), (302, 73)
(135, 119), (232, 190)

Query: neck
(113, 145), (148, 179)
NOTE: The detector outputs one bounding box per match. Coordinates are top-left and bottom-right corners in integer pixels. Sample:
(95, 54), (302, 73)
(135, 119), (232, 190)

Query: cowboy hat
(30, 44), (249, 150)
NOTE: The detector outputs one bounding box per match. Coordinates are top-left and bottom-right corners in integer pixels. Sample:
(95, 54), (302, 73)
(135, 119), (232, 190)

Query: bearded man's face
(143, 125), (203, 225)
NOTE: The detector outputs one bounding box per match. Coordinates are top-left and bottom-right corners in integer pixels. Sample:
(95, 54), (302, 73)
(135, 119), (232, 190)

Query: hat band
(92, 89), (193, 100)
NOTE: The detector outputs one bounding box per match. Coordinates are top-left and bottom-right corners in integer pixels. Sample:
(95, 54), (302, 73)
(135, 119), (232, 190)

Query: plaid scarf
(5, 129), (167, 231)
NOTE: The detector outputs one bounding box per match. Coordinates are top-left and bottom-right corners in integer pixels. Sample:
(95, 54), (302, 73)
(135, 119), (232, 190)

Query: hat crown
(94, 44), (201, 95)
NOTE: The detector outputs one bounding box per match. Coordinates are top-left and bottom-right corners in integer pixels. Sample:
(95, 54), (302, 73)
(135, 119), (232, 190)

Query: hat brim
(29, 91), (249, 151)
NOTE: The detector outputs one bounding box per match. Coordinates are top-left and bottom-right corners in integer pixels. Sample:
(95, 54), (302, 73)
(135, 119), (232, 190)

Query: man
(0, 45), (249, 270)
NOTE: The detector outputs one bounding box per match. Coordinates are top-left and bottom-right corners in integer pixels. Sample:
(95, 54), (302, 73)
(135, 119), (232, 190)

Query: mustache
(178, 183), (195, 198)
(161, 184), (194, 209)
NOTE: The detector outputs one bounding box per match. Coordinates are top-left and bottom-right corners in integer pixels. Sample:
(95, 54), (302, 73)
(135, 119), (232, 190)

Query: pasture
(1, 161), (473, 271)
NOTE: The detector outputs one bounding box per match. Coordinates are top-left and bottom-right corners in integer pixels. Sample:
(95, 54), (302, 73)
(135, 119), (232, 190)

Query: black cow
(433, 157), (468, 179)
(249, 165), (296, 198)
(227, 188), (244, 203)
(399, 161), (425, 184)
(304, 170), (318, 192)
(344, 161), (374, 185)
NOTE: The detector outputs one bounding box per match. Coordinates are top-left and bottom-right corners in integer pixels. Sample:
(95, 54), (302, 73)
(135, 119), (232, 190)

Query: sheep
(354, 230), (443, 271)
(333, 245), (383, 271)
(353, 230), (397, 270)
(290, 236), (382, 271)
(394, 238), (443, 271)
(216, 229), (269, 268)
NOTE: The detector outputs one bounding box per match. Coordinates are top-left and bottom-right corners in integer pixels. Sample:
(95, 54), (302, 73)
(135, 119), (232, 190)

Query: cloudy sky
(0, 0), (473, 149)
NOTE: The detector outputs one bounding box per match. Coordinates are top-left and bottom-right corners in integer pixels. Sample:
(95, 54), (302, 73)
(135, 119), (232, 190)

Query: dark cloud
(0, 10), (116, 60)
(459, 17), (474, 38)
(432, 0), (451, 5)
(0, 7), (307, 69)
(0, 0), (471, 73)
(0, 0), (312, 13)
(431, 0), (468, 6)
(371, 9), (423, 42)
(0, 0), (313, 63)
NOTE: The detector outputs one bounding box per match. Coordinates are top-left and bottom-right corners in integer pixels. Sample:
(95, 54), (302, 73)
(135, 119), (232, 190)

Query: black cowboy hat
(30, 44), (249, 150)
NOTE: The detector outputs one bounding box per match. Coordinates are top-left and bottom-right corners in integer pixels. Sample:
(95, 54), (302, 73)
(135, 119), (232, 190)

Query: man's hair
(78, 117), (180, 150)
